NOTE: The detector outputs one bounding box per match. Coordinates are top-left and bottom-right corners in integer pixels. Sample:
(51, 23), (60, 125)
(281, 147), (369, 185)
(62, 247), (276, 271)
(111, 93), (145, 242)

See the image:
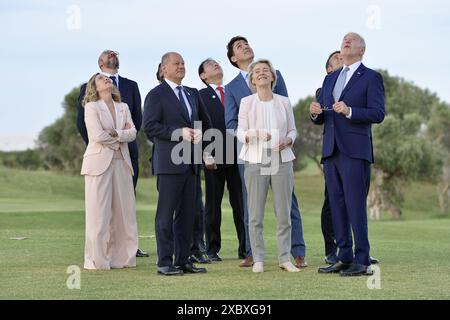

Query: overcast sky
(1, 0), (449, 150)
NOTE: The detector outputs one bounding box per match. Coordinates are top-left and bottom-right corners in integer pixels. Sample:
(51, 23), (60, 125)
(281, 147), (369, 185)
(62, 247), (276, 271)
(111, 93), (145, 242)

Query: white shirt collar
(102, 71), (118, 78)
(164, 78), (182, 90)
(101, 72), (119, 86)
(341, 60), (362, 86)
(343, 60), (361, 74)
(209, 83), (224, 91)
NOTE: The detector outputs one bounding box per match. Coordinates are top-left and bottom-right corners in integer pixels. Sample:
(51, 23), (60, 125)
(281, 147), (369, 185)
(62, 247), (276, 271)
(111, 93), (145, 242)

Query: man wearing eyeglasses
(310, 33), (385, 276)
(76, 49), (148, 258)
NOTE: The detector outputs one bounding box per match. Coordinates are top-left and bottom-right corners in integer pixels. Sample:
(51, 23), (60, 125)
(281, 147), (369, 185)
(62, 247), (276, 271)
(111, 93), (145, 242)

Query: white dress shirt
(209, 83), (225, 99)
(240, 70), (251, 88)
(340, 60), (362, 119)
(165, 78), (192, 119)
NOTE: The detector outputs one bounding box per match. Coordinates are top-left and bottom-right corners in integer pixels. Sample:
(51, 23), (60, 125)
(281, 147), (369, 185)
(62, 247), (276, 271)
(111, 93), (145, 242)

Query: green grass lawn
(1, 166), (449, 299)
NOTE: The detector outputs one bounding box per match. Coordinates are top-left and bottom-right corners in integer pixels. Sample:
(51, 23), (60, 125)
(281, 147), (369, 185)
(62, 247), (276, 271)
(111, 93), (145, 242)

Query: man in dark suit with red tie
(143, 52), (211, 276)
(76, 49), (148, 258)
(197, 58), (245, 261)
(310, 33), (385, 276)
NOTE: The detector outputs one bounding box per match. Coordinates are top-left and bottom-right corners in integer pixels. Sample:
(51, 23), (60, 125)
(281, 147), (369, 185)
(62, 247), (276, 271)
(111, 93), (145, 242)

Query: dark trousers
(324, 150), (371, 266)
(204, 165), (245, 258)
(191, 172), (206, 254)
(321, 186), (337, 256)
(155, 171), (197, 267)
(130, 156), (139, 189)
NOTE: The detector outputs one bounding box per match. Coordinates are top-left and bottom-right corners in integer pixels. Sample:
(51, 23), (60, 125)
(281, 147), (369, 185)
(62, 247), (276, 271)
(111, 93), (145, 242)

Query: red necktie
(217, 86), (225, 106)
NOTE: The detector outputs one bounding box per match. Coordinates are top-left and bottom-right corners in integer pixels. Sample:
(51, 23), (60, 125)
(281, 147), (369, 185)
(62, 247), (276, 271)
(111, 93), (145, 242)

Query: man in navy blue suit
(198, 58), (246, 262)
(317, 50), (380, 266)
(76, 49), (148, 258)
(311, 33), (385, 276)
(225, 36), (307, 268)
(143, 52), (211, 276)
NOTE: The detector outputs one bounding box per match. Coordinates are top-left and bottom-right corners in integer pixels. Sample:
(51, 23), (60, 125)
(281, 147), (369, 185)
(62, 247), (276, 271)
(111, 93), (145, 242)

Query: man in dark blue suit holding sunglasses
(310, 33), (385, 276)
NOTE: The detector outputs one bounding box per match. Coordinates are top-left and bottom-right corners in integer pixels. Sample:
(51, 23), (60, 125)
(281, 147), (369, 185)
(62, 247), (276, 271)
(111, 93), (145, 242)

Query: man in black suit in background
(76, 49), (148, 258)
(198, 58), (246, 261)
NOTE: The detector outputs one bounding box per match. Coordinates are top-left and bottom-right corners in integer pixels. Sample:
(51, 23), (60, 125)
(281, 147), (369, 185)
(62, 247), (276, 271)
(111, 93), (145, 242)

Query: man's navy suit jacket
(199, 85), (237, 167)
(314, 63), (385, 163)
(143, 81), (211, 175)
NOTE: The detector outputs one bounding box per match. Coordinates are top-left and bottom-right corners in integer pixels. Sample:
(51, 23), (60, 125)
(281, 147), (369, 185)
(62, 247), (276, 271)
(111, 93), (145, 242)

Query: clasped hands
(182, 127), (202, 144)
(245, 130), (292, 151)
(108, 122), (132, 138)
(309, 101), (350, 116)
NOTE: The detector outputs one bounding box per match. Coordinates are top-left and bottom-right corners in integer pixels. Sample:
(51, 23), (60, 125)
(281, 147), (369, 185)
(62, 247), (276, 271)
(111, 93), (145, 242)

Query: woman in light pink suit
(81, 73), (138, 270)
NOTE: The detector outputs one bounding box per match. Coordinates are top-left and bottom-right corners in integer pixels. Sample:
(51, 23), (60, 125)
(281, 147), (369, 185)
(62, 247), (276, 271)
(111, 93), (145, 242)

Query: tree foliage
(37, 87), (86, 173)
(292, 95), (322, 172)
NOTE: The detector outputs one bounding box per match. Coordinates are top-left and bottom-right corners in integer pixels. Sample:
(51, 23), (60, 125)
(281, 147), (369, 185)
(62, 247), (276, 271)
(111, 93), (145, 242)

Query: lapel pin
(212, 95), (216, 99)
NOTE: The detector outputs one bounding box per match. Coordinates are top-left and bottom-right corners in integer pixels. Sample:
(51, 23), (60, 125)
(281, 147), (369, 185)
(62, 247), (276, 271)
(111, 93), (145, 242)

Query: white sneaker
(252, 262), (264, 273)
(279, 261), (300, 272)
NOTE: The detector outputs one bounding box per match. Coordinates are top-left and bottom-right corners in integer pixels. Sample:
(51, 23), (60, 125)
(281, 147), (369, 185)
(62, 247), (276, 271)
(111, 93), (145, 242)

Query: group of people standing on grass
(77, 32), (384, 277)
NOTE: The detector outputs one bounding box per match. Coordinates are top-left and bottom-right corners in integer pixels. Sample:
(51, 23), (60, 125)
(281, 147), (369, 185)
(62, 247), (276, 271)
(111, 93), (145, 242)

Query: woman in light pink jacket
(81, 73), (138, 270)
(237, 59), (299, 273)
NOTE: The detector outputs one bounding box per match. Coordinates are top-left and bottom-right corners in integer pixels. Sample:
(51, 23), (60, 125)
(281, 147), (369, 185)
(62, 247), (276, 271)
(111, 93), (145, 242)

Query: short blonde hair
(248, 59), (277, 91)
(82, 73), (121, 107)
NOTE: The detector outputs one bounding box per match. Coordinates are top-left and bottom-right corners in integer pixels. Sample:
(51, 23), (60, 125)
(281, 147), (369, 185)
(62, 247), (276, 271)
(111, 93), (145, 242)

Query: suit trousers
(244, 157), (294, 264)
(191, 172), (206, 254)
(204, 164), (245, 258)
(239, 164), (306, 258)
(130, 154), (139, 190)
(323, 150), (371, 266)
(84, 159), (138, 270)
(155, 171), (197, 267)
(321, 186), (337, 256)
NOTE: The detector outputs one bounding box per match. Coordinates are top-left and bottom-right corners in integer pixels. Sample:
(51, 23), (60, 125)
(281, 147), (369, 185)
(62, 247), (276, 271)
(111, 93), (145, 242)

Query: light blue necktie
(333, 67), (350, 102)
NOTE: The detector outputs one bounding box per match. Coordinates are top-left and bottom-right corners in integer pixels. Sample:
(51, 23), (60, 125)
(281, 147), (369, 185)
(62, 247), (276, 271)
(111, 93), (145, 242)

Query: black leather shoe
(189, 253), (211, 264)
(136, 248), (149, 257)
(157, 265), (184, 276)
(324, 254), (339, 265)
(370, 256), (380, 264)
(176, 263), (207, 274)
(340, 263), (373, 276)
(207, 253), (222, 262)
(318, 261), (352, 274)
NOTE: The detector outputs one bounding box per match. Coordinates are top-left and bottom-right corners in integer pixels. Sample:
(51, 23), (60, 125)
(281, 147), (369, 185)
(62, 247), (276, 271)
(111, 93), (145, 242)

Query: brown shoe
(239, 256), (253, 267)
(294, 256), (308, 268)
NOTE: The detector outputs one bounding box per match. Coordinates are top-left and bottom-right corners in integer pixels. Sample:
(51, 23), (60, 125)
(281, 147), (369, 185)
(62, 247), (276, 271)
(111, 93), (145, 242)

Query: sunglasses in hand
(320, 104), (334, 112)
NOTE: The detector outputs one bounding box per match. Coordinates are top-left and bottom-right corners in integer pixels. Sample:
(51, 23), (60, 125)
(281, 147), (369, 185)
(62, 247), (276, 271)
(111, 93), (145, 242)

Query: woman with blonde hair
(237, 59), (299, 273)
(81, 73), (138, 270)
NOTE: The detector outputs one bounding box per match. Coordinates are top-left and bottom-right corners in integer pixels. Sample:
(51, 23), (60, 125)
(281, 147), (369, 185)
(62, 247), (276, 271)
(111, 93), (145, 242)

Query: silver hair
(161, 52), (180, 65)
(348, 32), (366, 54)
